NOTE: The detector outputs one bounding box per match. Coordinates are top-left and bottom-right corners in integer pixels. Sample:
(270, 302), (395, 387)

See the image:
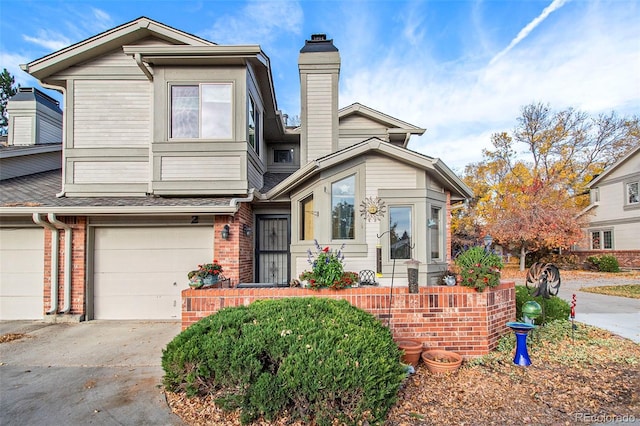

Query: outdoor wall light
(221, 224), (230, 240)
(243, 224), (252, 237)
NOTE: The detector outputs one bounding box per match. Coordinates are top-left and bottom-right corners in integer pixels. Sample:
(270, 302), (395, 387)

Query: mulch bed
(165, 324), (640, 425)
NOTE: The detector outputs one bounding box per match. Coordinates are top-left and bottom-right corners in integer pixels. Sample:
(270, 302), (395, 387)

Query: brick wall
(214, 205), (254, 285)
(570, 250), (640, 269)
(43, 216), (87, 316)
(182, 281), (516, 358)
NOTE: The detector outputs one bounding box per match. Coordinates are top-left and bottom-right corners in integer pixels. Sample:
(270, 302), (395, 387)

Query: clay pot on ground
(421, 349), (463, 373)
(396, 340), (423, 368)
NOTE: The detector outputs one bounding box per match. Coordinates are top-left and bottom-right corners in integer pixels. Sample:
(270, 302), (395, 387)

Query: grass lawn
(580, 284), (640, 299)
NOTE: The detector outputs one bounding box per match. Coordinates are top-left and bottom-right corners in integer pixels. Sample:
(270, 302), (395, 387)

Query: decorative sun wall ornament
(360, 196), (386, 222)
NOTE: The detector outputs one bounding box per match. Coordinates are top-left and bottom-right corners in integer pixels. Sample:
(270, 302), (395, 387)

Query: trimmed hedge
(586, 255), (620, 272)
(162, 297), (406, 425)
(515, 285), (571, 325)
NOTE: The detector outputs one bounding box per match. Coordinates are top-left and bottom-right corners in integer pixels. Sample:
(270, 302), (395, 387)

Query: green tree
(454, 103), (639, 270)
(1, 68), (20, 136)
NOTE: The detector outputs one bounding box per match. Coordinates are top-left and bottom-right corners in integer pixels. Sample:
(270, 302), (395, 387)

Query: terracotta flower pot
(421, 349), (462, 373)
(396, 339), (423, 368)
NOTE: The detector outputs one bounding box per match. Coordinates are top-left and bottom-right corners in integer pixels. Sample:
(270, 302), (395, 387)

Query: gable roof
(588, 144), (640, 188)
(339, 103), (425, 134)
(21, 16), (215, 81)
(266, 138), (472, 202)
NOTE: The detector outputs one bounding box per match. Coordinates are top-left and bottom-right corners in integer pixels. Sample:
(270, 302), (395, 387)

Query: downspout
(39, 81), (67, 198)
(47, 213), (73, 314)
(33, 213), (59, 315)
(229, 188), (256, 212)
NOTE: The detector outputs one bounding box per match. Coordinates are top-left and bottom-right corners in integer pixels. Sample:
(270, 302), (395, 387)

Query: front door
(255, 215), (290, 285)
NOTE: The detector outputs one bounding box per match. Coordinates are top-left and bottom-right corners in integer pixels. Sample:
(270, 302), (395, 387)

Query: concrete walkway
(0, 320), (184, 425)
(556, 274), (640, 343)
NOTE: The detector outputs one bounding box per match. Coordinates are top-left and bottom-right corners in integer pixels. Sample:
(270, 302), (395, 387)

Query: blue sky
(1, 0), (638, 170)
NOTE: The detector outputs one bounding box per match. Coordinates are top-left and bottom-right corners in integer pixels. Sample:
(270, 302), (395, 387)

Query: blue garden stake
(506, 322), (536, 366)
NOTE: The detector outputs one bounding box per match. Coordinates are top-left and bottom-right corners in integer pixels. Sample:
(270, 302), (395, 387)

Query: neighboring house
(0, 17), (472, 321)
(573, 145), (640, 268)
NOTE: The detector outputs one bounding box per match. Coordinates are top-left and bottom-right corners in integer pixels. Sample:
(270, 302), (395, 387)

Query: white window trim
(590, 229), (614, 250)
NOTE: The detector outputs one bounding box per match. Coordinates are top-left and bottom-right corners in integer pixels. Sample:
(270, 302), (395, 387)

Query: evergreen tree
(1, 68), (20, 136)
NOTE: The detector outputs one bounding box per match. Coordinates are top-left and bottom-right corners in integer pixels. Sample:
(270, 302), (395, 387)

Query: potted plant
(395, 339), (423, 368)
(454, 246), (503, 292)
(188, 261), (223, 288)
(299, 240), (358, 290)
(187, 270), (203, 289)
(421, 349), (463, 373)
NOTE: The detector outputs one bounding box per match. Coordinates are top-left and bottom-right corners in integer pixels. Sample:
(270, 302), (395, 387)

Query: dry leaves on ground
(166, 322), (640, 426)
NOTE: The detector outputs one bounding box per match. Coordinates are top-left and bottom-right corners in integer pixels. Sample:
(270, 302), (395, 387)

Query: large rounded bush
(162, 297), (406, 425)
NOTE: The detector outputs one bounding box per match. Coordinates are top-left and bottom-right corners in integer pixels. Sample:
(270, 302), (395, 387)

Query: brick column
(214, 203), (254, 286)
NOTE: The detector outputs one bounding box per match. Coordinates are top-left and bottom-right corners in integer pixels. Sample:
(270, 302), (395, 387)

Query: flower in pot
(187, 270), (203, 289)
(299, 240), (358, 290)
(192, 260), (223, 287)
(454, 246), (503, 292)
(421, 349), (463, 373)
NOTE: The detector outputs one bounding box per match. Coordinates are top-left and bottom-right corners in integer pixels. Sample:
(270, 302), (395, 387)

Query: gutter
(32, 213), (59, 315)
(47, 213), (73, 314)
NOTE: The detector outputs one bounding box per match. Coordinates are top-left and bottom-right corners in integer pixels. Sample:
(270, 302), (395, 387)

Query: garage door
(93, 226), (213, 319)
(0, 228), (44, 320)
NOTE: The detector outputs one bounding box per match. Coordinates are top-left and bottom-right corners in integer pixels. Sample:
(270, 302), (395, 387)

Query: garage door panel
(93, 226), (213, 320)
(94, 248), (211, 273)
(0, 228), (44, 320)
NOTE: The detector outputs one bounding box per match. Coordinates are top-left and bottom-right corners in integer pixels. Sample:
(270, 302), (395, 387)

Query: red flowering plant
(454, 246), (503, 292)
(188, 260), (223, 280)
(299, 240), (357, 290)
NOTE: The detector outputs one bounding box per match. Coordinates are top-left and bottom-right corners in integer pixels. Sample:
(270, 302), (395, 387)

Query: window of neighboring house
(331, 175), (355, 240)
(248, 95), (260, 153)
(627, 181), (639, 205)
(171, 83), (232, 139)
(591, 230), (613, 250)
(300, 195), (314, 240)
(429, 206), (442, 261)
(390, 206), (412, 259)
(274, 149), (294, 163)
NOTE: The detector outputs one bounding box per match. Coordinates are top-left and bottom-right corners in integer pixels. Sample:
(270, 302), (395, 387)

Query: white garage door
(0, 228), (44, 320)
(93, 226), (213, 319)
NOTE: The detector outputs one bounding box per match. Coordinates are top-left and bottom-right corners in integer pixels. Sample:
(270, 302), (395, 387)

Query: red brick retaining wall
(570, 250), (640, 269)
(182, 281), (516, 358)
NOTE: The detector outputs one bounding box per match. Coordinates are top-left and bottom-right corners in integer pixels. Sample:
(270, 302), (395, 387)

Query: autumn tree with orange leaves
(453, 103), (639, 270)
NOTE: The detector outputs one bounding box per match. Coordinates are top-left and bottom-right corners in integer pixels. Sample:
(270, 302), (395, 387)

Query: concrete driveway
(0, 320), (183, 425)
(557, 275), (640, 344)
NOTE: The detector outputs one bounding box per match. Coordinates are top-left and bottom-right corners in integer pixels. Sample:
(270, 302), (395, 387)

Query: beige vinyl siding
(38, 114), (63, 143)
(306, 74), (333, 160)
(161, 156), (241, 181)
(339, 115), (388, 150)
(365, 156), (418, 193)
(73, 161), (148, 184)
(0, 150), (61, 180)
(73, 80), (151, 148)
(11, 116), (33, 145)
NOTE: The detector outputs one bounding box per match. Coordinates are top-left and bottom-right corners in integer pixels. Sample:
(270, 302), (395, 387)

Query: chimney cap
(300, 33), (338, 53)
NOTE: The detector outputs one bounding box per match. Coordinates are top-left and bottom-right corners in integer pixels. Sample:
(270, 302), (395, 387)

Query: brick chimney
(298, 34), (340, 163)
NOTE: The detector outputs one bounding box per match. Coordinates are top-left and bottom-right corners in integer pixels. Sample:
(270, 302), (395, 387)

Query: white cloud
(0, 52), (34, 87)
(339, 1), (640, 170)
(22, 31), (72, 52)
(203, 0), (303, 46)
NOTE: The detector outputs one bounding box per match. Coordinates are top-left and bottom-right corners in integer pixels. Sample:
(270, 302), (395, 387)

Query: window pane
(301, 196), (314, 240)
(201, 84), (232, 139)
(331, 175), (355, 239)
(628, 182), (639, 204)
(390, 206), (411, 259)
(274, 149), (294, 163)
(248, 96), (256, 149)
(171, 86), (198, 138)
(591, 231), (601, 249)
(603, 231), (612, 249)
(430, 207), (441, 260)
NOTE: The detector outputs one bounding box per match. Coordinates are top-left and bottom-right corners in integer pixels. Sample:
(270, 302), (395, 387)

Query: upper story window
(171, 83), (232, 139)
(274, 149), (294, 163)
(390, 206), (412, 259)
(627, 181), (639, 205)
(331, 175), (355, 240)
(248, 95), (260, 153)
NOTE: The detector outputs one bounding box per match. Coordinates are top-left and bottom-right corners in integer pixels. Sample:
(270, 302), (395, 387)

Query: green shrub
(162, 297), (406, 425)
(586, 255), (620, 272)
(515, 285), (571, 325)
